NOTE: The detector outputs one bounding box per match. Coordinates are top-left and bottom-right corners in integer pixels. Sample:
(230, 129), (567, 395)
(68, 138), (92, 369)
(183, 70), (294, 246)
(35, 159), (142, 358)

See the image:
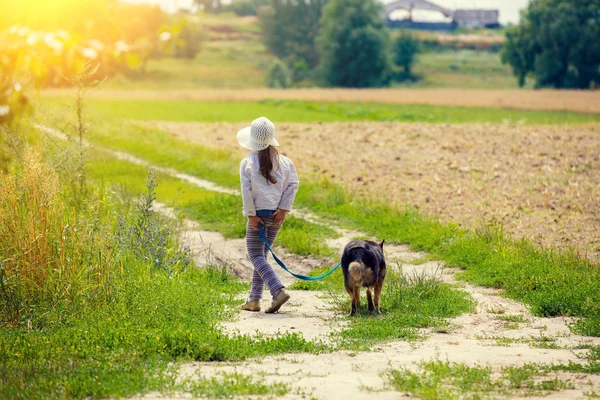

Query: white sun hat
(237, 117), (279, 151)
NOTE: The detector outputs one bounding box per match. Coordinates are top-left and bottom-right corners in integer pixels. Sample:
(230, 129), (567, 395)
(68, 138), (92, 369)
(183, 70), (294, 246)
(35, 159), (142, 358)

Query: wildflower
(56, 30), (69, 40)
(89, 40), (104, 51)
(17, 26), (29, 37)
(26, 32), (39, 46)
(81, 48), (98, 59)
(159, 32), (172, 41)
(44, 33), (56, 46)
(115, 41), (129, 55)
(0, 105), (10, 117)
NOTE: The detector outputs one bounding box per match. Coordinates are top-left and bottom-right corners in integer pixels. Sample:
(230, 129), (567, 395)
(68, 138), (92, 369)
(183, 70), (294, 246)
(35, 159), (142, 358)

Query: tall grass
(0, 147), (190, 329)
(0, 147), (113, 327)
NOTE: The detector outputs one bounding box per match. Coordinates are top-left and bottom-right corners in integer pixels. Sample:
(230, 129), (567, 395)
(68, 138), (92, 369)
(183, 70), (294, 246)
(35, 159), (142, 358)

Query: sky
(124, 0), (530, 25)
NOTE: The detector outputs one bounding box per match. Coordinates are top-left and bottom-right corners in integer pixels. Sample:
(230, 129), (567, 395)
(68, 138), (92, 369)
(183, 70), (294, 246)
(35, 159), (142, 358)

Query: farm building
(384, 0), (500, 31)
(454, 9), (500, 29)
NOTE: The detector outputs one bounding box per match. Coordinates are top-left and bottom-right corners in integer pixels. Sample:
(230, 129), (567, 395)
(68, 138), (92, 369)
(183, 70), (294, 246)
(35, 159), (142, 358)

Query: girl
(237, 117), (299, 313)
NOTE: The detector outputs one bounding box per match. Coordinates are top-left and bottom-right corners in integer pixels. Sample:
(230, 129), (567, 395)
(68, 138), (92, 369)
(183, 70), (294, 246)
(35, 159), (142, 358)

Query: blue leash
(258, 225), (341, 281)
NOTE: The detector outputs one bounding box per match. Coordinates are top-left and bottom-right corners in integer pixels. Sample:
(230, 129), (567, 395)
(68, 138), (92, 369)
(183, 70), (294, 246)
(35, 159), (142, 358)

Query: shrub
(392, 31), (420, 81)
(260, 0), (326, 68)
(289, 58), (311, 83)
(265, 59), (291, 88)
(317, 0), (392, 88)
(501, 0), (600, 89)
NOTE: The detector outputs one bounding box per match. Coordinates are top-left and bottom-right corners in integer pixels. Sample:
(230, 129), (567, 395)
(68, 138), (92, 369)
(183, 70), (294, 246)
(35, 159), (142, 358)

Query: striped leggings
(247, 215), (284, 300)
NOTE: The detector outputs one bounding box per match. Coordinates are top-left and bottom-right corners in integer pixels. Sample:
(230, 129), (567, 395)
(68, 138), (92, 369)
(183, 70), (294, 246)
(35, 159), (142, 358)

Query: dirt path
(77, 142), (599, 399)
(153, 200), (600, 399)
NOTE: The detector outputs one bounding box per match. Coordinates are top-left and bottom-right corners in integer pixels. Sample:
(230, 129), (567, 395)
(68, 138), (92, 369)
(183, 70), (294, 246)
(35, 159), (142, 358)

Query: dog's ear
(379, 239), (385, 249)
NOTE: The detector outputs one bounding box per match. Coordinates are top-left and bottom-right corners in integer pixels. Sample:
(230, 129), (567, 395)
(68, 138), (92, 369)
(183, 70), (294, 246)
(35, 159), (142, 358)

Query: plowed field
(152, 120), (600, 261)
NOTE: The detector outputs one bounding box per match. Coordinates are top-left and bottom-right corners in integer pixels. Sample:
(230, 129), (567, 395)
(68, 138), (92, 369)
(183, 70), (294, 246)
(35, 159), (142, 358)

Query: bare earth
(150, 121), (600, 262)
(41, 88), (600, 113)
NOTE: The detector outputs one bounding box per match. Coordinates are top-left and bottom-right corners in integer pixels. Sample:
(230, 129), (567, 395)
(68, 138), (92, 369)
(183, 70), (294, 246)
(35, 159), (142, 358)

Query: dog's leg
(366, 288), (375, 313)
(374, 281), (383, 314)
(352, 286), (361, 315)
(345, 285), (356, 316)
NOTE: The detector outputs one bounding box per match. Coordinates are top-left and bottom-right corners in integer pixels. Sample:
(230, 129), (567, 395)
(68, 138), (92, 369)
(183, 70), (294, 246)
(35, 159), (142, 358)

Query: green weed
(550, 346), (600, 375)
(386, 360), (571, 399)
(182, 372), (289, 398)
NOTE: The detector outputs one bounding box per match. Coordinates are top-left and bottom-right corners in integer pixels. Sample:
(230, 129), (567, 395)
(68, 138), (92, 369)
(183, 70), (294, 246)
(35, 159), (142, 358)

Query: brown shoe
(241, 299), (261, 312)
(265, 289), (290, 314)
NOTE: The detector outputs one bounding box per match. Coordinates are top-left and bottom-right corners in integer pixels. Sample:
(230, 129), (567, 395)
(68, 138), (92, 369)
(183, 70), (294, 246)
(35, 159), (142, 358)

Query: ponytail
(258, 146), (279, 184)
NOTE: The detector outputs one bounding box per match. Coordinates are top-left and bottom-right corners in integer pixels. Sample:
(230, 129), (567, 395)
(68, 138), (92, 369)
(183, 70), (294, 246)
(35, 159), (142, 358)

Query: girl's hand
(248, 216), (264, 231)
(273, 209), (288, 226)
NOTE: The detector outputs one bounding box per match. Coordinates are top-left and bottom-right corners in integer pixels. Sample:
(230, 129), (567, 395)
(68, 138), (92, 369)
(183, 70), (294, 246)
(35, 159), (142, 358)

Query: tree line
(502, 0), (599, 89)
(250, 0), (599, 89)
(260, 0), (419, 88)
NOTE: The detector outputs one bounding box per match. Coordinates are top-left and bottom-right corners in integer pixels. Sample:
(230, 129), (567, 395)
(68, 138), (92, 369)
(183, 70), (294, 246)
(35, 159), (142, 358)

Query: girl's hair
(258, 145), (279, 184)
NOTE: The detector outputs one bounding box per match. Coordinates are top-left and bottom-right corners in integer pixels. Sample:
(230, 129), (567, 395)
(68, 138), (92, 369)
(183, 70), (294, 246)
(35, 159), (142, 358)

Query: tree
(501, 0), (600, 89)
(393, 31), (420, 79)
(266, 59), (291, 88)
(501, 22), (536, 88)
(260, 0), (327, 69)
(317, 0), (392, 87)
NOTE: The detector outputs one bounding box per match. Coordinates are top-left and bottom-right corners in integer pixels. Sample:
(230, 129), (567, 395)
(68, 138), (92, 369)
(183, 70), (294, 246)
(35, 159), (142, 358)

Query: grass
(411, 50), (521, 89)
(71, 118), (600, 336)
(104, 40), (271, 90)
(551, 345), (600, 374)
(181, 372), (289, 398)
(0, 263), (320, 399)
(291, 265), (474, 344)
(0, 141), (477, 399)
(386, 360), (572, 399)
(88, 152), (338, 258)
(88, 152), (474, 346)
(337, 269), (474, 344)
(296, 179), (600, 335)
(0, 150), (327, 399)
(66, 98), (600, 125)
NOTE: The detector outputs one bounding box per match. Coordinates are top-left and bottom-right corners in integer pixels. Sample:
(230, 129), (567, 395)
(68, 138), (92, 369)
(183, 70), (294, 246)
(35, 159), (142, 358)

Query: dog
(341, 239), (386, 316)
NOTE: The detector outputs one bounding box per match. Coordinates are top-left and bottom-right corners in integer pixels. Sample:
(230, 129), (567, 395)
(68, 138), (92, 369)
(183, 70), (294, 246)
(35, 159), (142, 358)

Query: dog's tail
(349, 261), (365, 282)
